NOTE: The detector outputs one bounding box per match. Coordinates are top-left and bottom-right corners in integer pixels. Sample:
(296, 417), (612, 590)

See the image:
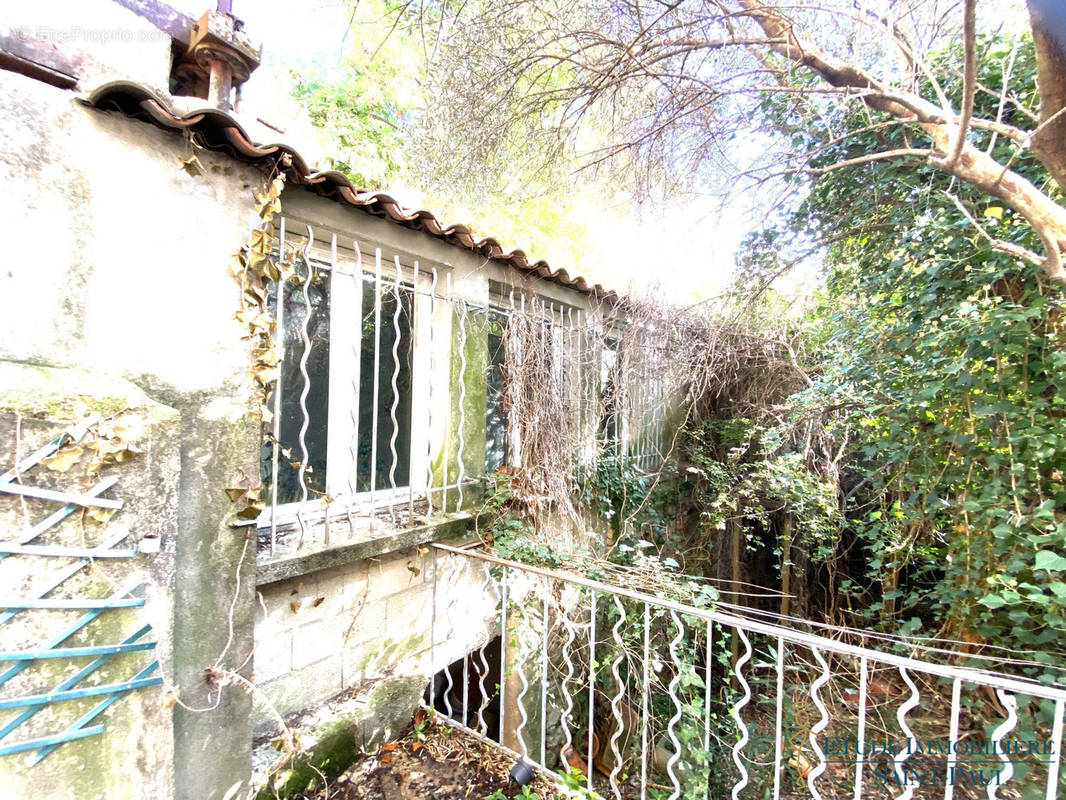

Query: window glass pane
(262, 262), (331, 505)
(486, 310), (509, 473)
(599, 340), (621, 457)
(357, 277), (413, 492)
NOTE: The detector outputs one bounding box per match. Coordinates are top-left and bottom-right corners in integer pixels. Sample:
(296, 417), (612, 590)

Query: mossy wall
(426, 303), (490, 513)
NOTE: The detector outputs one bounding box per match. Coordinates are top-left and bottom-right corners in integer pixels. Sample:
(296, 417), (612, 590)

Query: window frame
(259, 232), (436, 531)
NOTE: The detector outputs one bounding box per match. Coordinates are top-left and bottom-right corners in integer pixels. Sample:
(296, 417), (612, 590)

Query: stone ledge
(255, 514), (475, 586)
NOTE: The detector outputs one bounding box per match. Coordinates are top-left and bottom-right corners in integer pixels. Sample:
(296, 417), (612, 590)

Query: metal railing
(257, 218), (669, 555)
(428, 544), (1066, 800)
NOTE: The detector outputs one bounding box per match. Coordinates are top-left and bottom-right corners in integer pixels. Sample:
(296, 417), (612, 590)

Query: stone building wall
(253, 547), (495, 732)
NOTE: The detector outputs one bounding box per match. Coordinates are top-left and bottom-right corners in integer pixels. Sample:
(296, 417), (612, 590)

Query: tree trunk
(883, 567), (899, 624)
(1027, 0), (1066, 192)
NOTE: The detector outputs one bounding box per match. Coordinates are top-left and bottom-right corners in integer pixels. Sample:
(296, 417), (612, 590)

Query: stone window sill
(254, 513), (475, 586)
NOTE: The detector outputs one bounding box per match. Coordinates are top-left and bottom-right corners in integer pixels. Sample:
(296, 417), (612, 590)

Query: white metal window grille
(256, 219), (671, 555)
(259, 221), (429, 553)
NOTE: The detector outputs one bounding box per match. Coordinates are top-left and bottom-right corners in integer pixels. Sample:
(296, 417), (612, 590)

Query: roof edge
(82, 81), (617, 301)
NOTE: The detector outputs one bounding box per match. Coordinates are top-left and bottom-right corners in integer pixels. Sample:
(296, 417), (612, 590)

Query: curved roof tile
(83, 81), (615, 300)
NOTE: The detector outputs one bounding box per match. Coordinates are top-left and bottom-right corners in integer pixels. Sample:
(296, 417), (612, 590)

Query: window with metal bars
(259, 240), (419, 527)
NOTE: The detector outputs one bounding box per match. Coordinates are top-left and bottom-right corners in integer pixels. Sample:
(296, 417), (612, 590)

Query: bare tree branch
(944, 190), (1046, 269)
(943, 0), (977, 169)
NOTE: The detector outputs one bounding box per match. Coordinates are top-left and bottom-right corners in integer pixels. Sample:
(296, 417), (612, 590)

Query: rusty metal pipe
(207, 58), (232, 110)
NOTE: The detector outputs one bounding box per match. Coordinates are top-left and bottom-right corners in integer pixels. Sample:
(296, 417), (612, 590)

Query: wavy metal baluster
(268, 218), (287, 555)
(425, 267), (437, 516)
(475, 562), (495, 735)
(893, 667), (921, 800)
(575, 308), (584, 467)
(369, 250), (382, 529)
(568, 307), (577, 478)
(666, 610), (685, 800)
(516, 588), (531, 758)
(773, 638), (784, 800)
(387, 257), (403, 524)
(987, 690), (1017, 799)
(442, 554), (463, 720)
(344, 239), (363, 537)
(428, 549), (439, 709)
(540, 589), (550, 766)
(587, 589), (597, 794)
(609, 594), (627, 800)
(583, 310), (593, 468)
(463, 588), (471, 729)
(441, 274), (452, 510)
(560, 609), (578, 756)
(944, 678), (962, 800)
(807, 647), (831, 800)
(499, 567), (509, 744)
(456, 299), (468, 508)
(854, 657), (868, 800)
(506, 291), (518, 468)
(295, 226), (315, 549)
(640, 602), (651, 800)
(441, 279), (454, 509)
(1047, 698), (1064, 800)
(408, 262), (418, 521)
(730, 628), (753, 800)
(704, 619), (713, 800)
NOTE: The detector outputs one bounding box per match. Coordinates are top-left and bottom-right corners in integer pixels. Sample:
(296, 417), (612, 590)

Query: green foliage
(720, 31), (1066, 675)
(557, 766), (587, 793)
(286, 0), (626, 285)
(683, 415), (840, 564)
(289, 0), (419, 188)
(809, 37), (1064, 669)
(579, 459), (670, 541)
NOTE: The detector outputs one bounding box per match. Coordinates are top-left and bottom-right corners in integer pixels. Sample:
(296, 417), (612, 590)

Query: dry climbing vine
(227, 172), (289, 521)
(489, 290), (692, 550)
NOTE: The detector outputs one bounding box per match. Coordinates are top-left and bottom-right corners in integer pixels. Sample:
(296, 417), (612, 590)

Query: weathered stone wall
(249, 545), (498, 799)
(0, 69), (263, 800)
(0, 364), (180, 800)
(252, 547), (495, 732)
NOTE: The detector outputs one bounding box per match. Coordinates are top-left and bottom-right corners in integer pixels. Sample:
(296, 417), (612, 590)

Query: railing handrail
(433, 543), (1066, 702)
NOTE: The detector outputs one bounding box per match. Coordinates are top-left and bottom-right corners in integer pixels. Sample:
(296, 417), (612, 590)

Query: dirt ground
(299, 711), (562, 800)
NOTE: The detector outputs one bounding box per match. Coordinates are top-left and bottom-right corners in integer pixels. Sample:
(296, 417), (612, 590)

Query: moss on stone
(431, 308), (489, 512)
(353, 632), (427, 675)
(254, 676), (424, 800)
(0, 362), (163, 421)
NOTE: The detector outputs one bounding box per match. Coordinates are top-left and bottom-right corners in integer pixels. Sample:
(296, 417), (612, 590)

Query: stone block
(291, 618), (345, 671)
(365, 551), (424, 601)
(253, 654), (344, 726)
(254, 628), (292, 684)
(384, 584), (434, 638)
